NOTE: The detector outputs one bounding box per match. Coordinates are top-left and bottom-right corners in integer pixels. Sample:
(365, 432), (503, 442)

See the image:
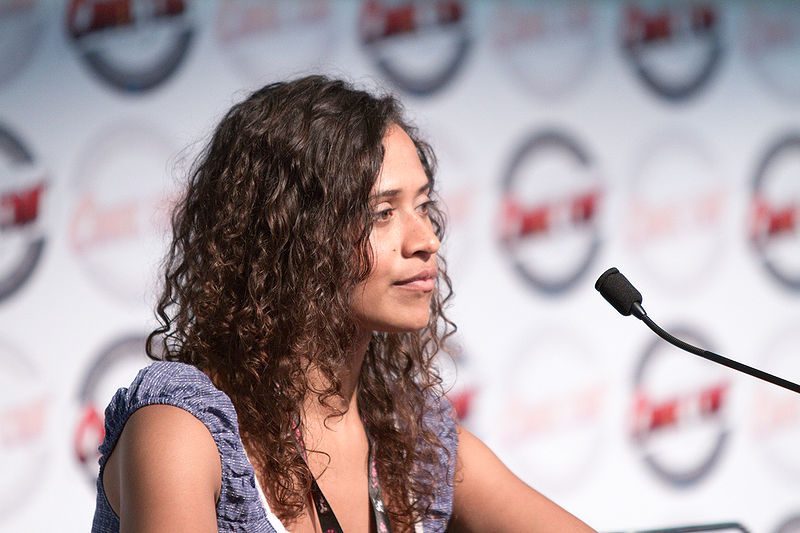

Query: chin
(395, 308), (433, 332)
(380, 321), (430, 334)
(365, 312), (432, 334)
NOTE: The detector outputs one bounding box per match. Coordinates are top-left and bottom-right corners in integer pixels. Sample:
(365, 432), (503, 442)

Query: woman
(92, 76), (596, 533)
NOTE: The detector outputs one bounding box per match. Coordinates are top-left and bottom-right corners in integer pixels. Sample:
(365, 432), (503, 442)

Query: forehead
(374, 125), (429, 194)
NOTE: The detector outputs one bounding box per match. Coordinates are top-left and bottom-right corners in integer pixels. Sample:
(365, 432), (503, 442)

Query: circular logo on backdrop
(620, 1), (723, 102)
(775, 515), (800, 533)
(625, 130), (726, 290)
(358, 0), (471, 96)
(215, 0), (336, 83)
(749, 326), (800, 484)
(742, 5), (800, 102)
(0, 123), (48, 303)
(749, 134), (800, 290)
(69, 122), (178, 306)
(65, 0), (195, 93)
(497, 130), (603, 295)
(490, 1), (598, 100)
(0, 339), (50, 519)
(0, 0), (45, 87)
(631, 328), (731, 487)
(74, 334), (153, 484)
(494, 327), (606, 492)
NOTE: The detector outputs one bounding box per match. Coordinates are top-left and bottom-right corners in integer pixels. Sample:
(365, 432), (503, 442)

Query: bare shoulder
(103, 404), (222, 533)
(448, 426), (596, 533)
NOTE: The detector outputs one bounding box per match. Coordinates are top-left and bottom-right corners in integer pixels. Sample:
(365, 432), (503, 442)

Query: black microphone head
(595, 267), (643, 317)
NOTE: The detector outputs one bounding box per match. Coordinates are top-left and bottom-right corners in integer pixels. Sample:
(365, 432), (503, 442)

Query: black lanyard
(295, 426), (392, 533)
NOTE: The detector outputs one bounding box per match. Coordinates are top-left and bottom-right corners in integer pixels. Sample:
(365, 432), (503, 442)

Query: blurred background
(1, 1), (799, 531)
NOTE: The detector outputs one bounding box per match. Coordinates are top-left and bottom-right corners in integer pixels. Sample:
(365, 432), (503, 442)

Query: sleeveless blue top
(91, 361), (458, 533)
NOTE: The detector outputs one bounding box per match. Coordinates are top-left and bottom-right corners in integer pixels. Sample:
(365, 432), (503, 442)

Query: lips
(394, 268), (437, 291)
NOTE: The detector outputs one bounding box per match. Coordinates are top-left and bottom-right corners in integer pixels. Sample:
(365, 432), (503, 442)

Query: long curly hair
(146, 75), (456, 529)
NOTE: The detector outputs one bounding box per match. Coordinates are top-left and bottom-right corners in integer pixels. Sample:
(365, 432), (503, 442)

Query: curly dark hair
(146, 75), (456, 530)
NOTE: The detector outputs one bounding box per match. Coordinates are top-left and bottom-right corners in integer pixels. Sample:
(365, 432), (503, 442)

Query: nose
(402, 211), (440, 258)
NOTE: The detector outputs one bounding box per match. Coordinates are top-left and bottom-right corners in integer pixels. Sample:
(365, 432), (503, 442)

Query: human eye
(373, 206), (394, 223)
(417, 198), (437, 216)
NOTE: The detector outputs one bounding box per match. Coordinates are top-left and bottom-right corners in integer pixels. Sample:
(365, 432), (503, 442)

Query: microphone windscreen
(595, 267), (643, 316)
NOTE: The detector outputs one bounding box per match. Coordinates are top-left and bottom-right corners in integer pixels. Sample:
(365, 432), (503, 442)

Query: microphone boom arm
(633, 302), (800, 395)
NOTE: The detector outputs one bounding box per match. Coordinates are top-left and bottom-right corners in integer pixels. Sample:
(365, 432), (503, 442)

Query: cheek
(350, 245), (388, 308)
(349, 251), (391, 318)
(367, 231), (394, 277)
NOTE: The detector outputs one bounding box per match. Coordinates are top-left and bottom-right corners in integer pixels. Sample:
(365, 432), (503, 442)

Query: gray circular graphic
(74, 334), (153, 483)
(0, 123), (47, 303)
(632, 328), (730, 487)
(359, 0), (472, 96)
(498, 130), (602, 294)
(750, 134), (800, 290)
(620, 1), (723, 102)
(66, 0), (195, 93)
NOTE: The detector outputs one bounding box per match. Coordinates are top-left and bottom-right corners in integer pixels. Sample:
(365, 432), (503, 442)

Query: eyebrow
(370, 183), (431, 201)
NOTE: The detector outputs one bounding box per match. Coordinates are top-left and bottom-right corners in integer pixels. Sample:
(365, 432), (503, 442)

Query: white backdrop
(1, 1), (800, 532)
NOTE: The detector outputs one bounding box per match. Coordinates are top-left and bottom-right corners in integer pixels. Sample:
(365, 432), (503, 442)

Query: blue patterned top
(91, 361), (457, 533)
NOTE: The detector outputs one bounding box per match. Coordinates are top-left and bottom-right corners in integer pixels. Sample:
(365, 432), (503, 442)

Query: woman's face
(350, 125), (440, 333)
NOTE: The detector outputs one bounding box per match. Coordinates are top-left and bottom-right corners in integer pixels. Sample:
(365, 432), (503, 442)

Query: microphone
(595, 267), (645, 319)
(595, 267), (800, 395)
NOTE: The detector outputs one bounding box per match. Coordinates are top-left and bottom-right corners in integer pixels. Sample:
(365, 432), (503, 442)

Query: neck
(302, 327), (373, 430)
